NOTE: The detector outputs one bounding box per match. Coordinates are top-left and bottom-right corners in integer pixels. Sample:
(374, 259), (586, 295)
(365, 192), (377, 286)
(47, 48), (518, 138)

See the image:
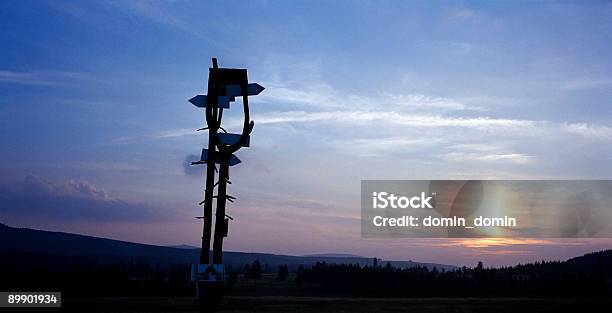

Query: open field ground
(14, 273), (612, 312)
(64, 296), (612, 313)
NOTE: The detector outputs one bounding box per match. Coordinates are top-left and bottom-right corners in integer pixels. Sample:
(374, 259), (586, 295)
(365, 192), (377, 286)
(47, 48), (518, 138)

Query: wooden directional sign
(191, 264), (224, 282)
(192, 149), (241, 166)
(225, 84), (265, 98)
(219, 133), (250, 147)
(189, 95), (231, 109)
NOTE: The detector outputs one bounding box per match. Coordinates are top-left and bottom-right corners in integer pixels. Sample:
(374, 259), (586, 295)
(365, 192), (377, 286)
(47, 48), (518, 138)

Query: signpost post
(189, 58), (264, 312)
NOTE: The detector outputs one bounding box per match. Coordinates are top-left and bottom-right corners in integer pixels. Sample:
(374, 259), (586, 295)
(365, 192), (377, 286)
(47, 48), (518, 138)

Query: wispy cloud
(440, 152), (535, 164)
(445, 7), (479, 22)
(0, 70), (94, 86)
(258, 85), (479, 112)
(381, 93), (476, 110)
(151, 107), (612, 164)
(102, 0), (238, 54)
(562, 122), (612, 140)
(238, 110), (533, 130)
(331, 137), (442, 157)
(248, 81), (612, 141)
(156, 128), (197, 139)
(235, 110), (611, 140)
(417, 40), (474, 56)
(561, 77), (612, 90)
(106, 0), (197, 36)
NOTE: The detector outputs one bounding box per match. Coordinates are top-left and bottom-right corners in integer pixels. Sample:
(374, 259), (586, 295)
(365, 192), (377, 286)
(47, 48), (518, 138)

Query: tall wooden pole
(212, 153), (230, 264)
(200, 58), (219, 265)
(189, 58), (263, 312)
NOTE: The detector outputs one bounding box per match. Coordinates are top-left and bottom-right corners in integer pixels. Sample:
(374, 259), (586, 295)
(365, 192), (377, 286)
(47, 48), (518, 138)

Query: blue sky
(1, 0), (612, 266)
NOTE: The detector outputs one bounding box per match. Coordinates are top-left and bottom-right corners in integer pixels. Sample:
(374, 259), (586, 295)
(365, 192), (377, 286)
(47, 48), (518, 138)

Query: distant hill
(2, 223), (612, 299)
(296, 249), (612, 297)
(167, 244), (199, 250)
(0, 223), (456, 271)
(302, 253), (366, 258)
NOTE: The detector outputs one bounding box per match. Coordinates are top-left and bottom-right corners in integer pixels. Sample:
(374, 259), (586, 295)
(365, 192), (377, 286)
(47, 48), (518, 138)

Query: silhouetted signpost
(189, 58), (263, 312)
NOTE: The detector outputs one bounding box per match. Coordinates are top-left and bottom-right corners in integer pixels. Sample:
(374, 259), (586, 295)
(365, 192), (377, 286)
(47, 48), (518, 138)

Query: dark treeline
(295, 250), (612, 297)
(3, 249), (612, 298)
(1, 252), (285, 297)
(0, 251), (193, 297)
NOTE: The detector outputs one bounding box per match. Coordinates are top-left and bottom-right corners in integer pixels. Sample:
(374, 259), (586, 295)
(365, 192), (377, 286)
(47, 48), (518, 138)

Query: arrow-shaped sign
(248, 121), (255, 134)
(191, 149), (241, 166)
(219, 133), (250, 147)
(225, 83), (265, 97)
(188, 95), (231, 109)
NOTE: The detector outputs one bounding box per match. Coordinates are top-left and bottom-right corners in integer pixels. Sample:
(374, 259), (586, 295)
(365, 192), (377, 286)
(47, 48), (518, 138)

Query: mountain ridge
(0, 223), (456, 271)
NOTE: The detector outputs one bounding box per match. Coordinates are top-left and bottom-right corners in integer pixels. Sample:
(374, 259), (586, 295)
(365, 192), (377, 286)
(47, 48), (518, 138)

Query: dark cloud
(0, 175), (166, 221)
(183, 154), (203, 177)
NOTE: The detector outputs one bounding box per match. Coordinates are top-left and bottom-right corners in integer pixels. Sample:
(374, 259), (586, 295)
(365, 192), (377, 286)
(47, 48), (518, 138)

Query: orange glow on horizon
(436, 238), (554, 248)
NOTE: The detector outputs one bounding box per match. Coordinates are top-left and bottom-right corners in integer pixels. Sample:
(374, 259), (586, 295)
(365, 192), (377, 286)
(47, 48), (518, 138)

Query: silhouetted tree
(385, 262), (393, 272)
(295, 265), (305, 285)
(226, 270), (238, 287)
(276, 264), (289, 281)
(292, 252), (612, 298)
(245, 260), (262, 279)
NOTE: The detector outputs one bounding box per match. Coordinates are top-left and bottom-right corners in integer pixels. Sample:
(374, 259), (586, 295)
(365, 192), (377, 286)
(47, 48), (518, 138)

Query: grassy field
(66, 296), (612, 313)
(61, 275), (612, 312)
